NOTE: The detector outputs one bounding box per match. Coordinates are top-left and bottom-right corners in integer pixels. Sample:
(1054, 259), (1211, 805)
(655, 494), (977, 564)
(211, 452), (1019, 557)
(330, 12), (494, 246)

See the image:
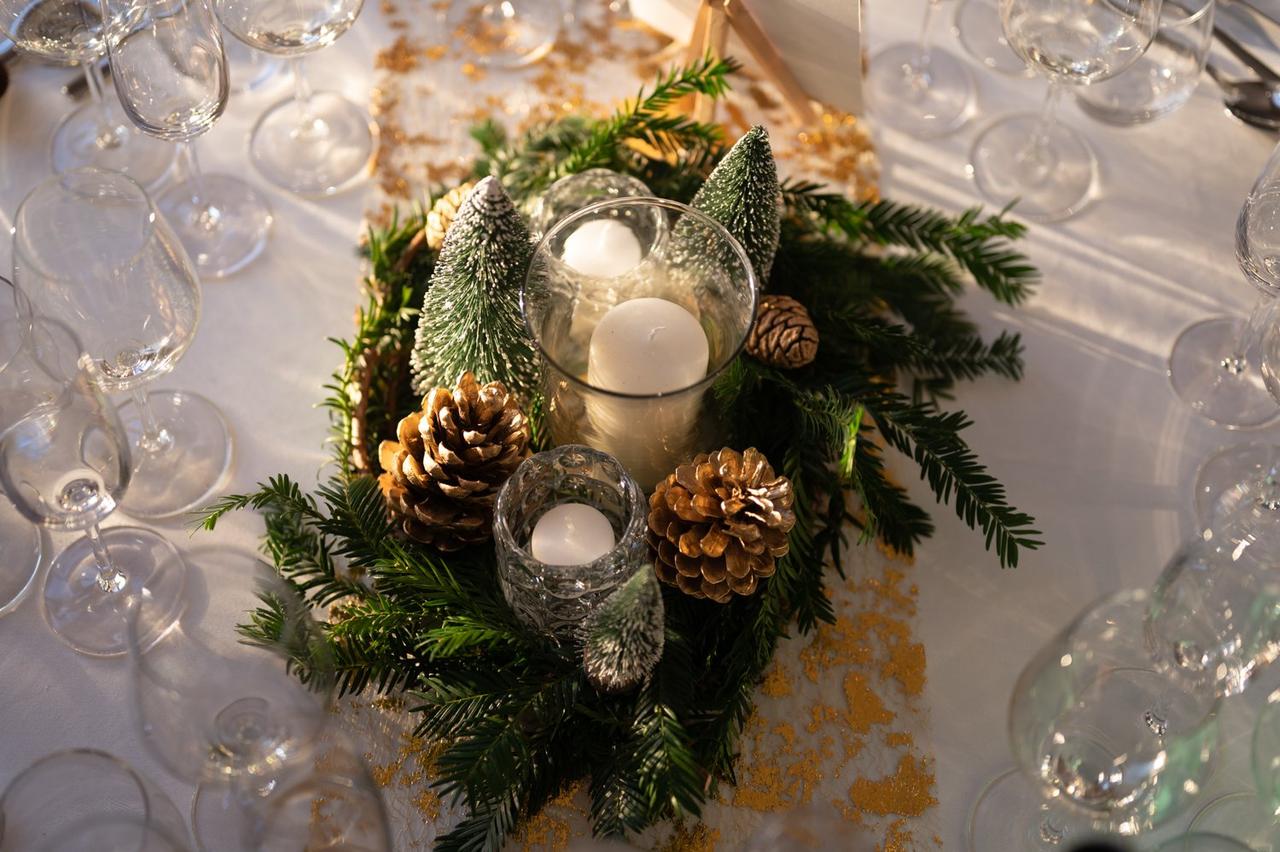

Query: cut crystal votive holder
(494, 444), (648, 637)
(522, 196), (758, 490)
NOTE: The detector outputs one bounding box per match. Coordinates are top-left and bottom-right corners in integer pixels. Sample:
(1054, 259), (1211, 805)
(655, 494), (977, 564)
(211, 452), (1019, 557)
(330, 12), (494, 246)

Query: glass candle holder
(530, 168), (657, 237)
(522, 197), (758, 490)
(494, 445), (648, 636)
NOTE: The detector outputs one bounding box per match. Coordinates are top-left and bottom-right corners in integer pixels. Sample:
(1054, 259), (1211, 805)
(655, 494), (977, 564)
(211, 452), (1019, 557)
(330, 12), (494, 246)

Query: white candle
(587, 298), (709, 394)
(562, 219), (643, 279)
(530, 503), (617, 566)
(585, 298), (711, 488)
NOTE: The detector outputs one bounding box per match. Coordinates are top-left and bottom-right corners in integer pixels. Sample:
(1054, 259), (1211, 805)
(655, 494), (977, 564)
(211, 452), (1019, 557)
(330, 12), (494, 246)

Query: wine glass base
(1169, 316), (1280, 429)
(0, 499), (42, 617)
(968, 769), (1101, 851)
(192, 779), (262, 852)
(866, 43), (975, 137)
(118, 390), (234, 520)
(43, 525), (186, 657)
(158, 174), (273, 279)
(445, 0), (563, 68)
(250, 91), (377, 197)
(970, 112), (1097, 222)
(1191, 791), (1280, 846)
(1193, 442), (1280, 530)
(953, 0), (1034, 77)
(50, 102), (176, 191)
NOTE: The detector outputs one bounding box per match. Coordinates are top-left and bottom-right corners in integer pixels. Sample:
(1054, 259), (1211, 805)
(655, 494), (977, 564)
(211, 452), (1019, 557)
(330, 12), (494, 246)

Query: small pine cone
(648, 448), (796, 603)
(746, 294), (819, 369)
(378, 371), (531, 551)
(425, 181), (475, 251)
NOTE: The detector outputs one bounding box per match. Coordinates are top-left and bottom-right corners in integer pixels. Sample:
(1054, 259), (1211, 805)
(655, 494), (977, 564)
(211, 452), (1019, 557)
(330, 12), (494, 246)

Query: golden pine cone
(746, 294), (819, 369)
(647, 447), (796, 603)
(425, 182), (476, 251)
(377, 371), (531, 551)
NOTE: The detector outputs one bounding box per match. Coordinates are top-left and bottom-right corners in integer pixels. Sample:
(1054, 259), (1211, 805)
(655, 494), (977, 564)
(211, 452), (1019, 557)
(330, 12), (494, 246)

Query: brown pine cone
(648, 448), (796, 603)
(746, 294), (819, 369)
(377, 371), (531, 551)
(425, 182), (476, 251)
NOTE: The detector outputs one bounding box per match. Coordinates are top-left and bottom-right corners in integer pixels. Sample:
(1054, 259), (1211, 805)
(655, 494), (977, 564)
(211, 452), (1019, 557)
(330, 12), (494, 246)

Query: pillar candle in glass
(522, 197), (758, 489)
(494, 445), (648, 636)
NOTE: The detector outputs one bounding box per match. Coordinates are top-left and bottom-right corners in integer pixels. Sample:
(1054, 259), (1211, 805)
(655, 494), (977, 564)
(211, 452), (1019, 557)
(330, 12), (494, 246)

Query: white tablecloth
(4, 0), (1280, 848)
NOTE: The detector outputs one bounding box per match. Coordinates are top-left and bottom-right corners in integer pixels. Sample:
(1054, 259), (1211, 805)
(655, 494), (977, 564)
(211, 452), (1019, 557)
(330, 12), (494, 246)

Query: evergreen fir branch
(780, 181), (1037, 306)
(906, 331), (1025, 402)
(848, 431), (935, 556)
(866, 396), (1042, 567)
(551, 56), (736, 182)
(195, 473), (321, 532)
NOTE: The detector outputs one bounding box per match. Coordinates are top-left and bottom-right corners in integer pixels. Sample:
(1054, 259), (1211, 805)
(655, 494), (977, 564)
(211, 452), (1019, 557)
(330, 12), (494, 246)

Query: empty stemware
(1193, 443), (1280, 531)
(12, 167), (233, 520)
(103, 0), (273, 278)
(129, 554), (336, 850)
(866, 0), (976, 137)
(970, 590), (1220, 849)
(444, 0), (565, 69)
(0, 315), (186, 656)
(953, 0), (1035, 76)
(0, 749), (190, 851)
(216, 0), (377, 196)
(0, 278), (42, 618)
(0, 0), (174, 187)
(970, 0), (1163, 221)
(1171, 141), (1280, 428)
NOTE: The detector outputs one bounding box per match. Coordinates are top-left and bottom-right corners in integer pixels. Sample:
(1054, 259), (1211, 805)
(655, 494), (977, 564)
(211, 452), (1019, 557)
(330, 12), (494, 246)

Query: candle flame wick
(647, 326), (666, 343)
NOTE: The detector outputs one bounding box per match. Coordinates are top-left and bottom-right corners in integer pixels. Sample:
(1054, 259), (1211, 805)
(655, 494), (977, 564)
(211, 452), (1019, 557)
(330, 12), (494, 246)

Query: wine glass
(129, 554), (336, 850)
(970, 590), (1220, 848)
(0, 0), (174, 187)
(0, 749), (191, 850)
(102, 0), (273, 278)
(0, 278), (43, 618)
(0, 315), (187, 656)
(222, 22), (284, 95)
(444, 0), (565, 69)
(866, 0), (976, 137)
(12, 167), (233, 520)
(953, 0), (1034, 76)
(970, 0), (1164, 221)
(1171, 142), (1280, 428)
(1146, 527), (1280, 700)
(216, 0), (377, 196)
(250, 732), (392, 852)
(1191, 790), (1280, 850)
(1193, 444), (1280, 531)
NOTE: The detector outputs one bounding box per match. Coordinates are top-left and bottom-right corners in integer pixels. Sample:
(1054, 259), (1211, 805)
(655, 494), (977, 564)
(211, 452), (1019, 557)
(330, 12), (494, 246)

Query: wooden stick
(720, 0), (818, 124)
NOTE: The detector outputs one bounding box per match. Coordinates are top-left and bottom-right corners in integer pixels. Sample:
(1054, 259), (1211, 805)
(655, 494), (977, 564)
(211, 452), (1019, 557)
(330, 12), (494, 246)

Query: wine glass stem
(912, 0), (939, 77)
(131, 387), (172, 455)
(1023, 78), (1064, 168)
(177, 140), (219, 228)
(1224, 295), (1275, 376)
(291, 58), (314, 127)
(85, 523), (127, 594)
(82, 59), (122, 150)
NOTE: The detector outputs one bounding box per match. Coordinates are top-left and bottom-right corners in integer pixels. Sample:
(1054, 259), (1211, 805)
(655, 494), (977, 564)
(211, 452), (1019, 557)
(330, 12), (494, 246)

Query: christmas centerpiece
(202, 58), (1041, 851)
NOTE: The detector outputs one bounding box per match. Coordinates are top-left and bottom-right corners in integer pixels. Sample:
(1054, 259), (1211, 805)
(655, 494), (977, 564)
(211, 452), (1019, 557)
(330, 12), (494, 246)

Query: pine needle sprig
(865, 395), (1043, 567)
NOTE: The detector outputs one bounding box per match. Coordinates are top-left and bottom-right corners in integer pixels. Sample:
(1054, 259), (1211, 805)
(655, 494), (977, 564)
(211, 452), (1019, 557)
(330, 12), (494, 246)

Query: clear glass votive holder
(522, 197), (758, 490)
(530, 168), (658, 237)
(1076, 0), (1214, 125)
(494, 445), (648, 636)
